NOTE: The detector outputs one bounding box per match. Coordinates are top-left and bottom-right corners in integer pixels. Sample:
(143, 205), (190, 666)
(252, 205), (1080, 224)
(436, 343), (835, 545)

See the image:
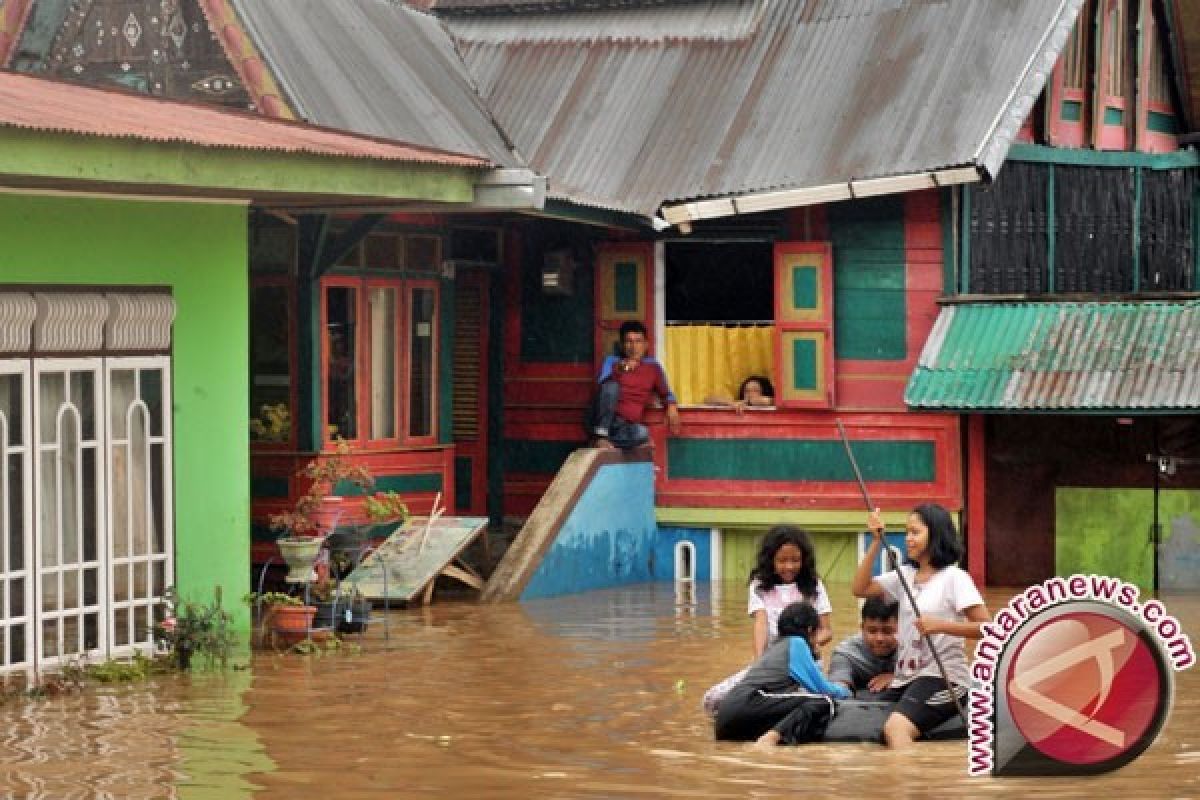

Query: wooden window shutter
(593, 243), (653, 371)
(1046, 0), (1093, 148)
(1093, 0), (1130, 150)
(773, 242), (834, 409)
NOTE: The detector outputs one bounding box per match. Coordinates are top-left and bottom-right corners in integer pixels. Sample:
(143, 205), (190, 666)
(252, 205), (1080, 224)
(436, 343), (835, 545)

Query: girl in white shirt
(851, 503), (989, 749)
(703, 526), (833, 714)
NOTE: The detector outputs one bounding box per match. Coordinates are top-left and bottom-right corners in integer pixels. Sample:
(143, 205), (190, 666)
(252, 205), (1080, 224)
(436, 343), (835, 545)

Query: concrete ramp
(482, 447), (655, 603)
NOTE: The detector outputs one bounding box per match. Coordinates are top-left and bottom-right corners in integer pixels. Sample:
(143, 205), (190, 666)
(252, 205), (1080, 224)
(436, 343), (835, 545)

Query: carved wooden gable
(14, 0), (251, 109)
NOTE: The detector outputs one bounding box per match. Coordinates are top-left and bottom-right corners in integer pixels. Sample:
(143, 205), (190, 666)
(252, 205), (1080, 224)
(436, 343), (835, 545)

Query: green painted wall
(828, 195), (907, 360)
(721, 528), (859, 590)
(1057, 487), (1200, 591)
(667, 438), (935, 482)
(0, 193), (250, 626)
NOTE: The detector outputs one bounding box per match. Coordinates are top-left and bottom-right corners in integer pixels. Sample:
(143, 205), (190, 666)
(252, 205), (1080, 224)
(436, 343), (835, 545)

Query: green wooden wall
(720, 528), (860, 592)
(1057, 487), (1200, 591)
(0, 193), (251, 627)
(828, 195), (907, 360)
(667, 438), (935, 482)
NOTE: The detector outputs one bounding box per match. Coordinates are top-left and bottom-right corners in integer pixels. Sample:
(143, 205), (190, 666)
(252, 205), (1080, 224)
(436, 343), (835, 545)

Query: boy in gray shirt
(828, 596), (898, 696)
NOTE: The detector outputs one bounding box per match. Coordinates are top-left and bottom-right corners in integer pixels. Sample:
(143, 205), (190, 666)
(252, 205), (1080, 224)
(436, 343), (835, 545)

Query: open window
(321, 277), (439, 447)
(661, 240), (833, 410)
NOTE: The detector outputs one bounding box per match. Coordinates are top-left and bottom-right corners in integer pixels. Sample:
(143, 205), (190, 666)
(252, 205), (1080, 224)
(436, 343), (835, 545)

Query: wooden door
(452, 271), (490, 515)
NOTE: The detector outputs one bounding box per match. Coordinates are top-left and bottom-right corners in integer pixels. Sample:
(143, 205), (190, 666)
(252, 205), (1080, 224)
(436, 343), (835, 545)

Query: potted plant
(245, 591), (317, 648)
(309, 578), (372, 634)
(152, 587), (236, 670)
(268, 438), (373, 582)
(269, 439), (410, 581)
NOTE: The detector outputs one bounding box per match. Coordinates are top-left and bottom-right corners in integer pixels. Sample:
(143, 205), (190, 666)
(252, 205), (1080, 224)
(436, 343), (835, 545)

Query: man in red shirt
(588, 320), (682, 449)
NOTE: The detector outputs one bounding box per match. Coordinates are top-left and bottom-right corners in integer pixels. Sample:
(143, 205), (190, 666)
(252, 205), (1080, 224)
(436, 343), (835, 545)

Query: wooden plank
(345, 515), (488, 602)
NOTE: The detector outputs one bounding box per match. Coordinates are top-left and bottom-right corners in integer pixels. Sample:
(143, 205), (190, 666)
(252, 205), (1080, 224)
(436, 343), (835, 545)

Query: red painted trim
(404, 278), (440, 447)
(966, 415), (987, 586)
(1047, 0), (1093, 148)
(1135, 0), (1179, 153)
(0, 0), (34, 68)
(195, 0), (293, 119)
(773, 241), (835, 409)
(249, 274), (298, 451)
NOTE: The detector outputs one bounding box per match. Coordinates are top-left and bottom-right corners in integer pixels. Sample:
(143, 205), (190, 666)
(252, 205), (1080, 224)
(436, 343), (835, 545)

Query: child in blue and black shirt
(714, 601), (850, 746)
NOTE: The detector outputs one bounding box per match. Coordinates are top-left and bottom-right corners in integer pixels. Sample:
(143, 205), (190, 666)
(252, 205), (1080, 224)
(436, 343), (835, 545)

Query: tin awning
(905, 301), (1200, 412)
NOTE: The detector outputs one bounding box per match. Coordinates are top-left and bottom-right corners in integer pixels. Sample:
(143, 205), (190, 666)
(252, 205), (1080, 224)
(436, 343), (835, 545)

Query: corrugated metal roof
(445, 0), (1083, 215)
(0, 69), (488, 166)
(905, 301), (1200, 411)
(229, 0), (521, 167)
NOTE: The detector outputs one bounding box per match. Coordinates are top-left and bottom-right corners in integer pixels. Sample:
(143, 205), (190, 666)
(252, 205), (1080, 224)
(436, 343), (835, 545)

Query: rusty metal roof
(228, 0), (521, 167)
(0, 69), (488, 166)
(444, 0), (1083, 215)
(905, 301), (1200, 412)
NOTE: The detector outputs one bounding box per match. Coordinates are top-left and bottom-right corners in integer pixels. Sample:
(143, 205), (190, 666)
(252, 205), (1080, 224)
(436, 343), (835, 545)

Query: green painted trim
(1007, 143), (1200, 170)
(792, 265), (818, 309)
(1061, 99), (1083, 122)
(377, 473), (443, 493)
(334, 472), (443, 495)
(941, 188), (955, 295)
(539, 198), (654, 232)
(657, 507), (911, 530)
(1147, 111), (1179, 134)
(613, 261), (639, 313)
(790, 337), (817, 390)
(1047, 164), (1056, 293)
(960, 186), (971, 294)
(666, 439), (936, 482)
(1132, 167), (1142, 291)
(1103, 107), (1124, 125)
(0, 129), (479, 203)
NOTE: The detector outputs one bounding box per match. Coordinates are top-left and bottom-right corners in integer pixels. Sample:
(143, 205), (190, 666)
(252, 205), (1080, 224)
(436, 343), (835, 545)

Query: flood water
(1, 585), (1198, 799)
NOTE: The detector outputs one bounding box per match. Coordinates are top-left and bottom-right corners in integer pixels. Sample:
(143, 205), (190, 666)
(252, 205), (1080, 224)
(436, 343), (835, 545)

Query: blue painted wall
(520, 463), (712, 600)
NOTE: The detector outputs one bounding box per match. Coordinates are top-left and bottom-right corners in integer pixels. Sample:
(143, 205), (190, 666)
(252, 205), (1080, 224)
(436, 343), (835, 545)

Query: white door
(0, 362), (33, 672)
(106, 358), (173, 652)
(34, 359), (107, 666)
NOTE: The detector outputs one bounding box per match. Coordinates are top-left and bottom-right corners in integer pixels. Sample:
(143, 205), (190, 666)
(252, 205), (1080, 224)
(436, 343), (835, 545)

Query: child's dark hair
(777, 602), (819, 639)
(738, 375), (775, 400)
(909, 503), (963, 569)
(749, 525), (819, 597)
(861, 596), (898, 622)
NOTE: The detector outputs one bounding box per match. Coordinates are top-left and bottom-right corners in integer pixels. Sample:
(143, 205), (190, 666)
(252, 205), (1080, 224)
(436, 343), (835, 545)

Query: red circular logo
(1005, 611), (1165, 766)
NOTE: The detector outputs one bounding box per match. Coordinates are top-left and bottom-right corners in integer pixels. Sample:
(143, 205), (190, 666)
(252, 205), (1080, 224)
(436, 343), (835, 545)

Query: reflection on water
(0, 585), (1197, 798)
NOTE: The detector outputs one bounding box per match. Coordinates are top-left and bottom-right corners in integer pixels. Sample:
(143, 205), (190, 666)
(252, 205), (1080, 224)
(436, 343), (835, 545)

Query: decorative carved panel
(37, 0), (251, 109)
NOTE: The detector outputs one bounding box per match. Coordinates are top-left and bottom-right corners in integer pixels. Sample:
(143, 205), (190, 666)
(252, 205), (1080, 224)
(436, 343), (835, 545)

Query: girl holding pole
(851, 503), (989, 749)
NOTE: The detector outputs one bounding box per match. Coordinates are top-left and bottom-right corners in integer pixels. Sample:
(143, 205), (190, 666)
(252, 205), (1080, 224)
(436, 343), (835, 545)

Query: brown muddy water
(1, 585), (1197, 799)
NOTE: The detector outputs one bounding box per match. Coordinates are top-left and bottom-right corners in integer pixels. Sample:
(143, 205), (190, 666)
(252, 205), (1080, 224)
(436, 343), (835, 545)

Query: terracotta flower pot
(267, 604), (318, 647)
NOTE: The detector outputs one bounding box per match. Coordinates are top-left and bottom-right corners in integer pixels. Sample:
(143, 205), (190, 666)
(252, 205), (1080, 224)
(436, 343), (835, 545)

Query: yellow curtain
(664, 325), (774, 406)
